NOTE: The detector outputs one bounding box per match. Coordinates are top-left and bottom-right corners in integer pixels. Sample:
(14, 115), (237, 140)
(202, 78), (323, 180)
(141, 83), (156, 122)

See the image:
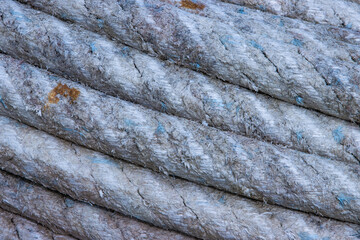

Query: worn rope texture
(0, 208), (75, 240)
(0, 116), (359, 239)
(10, 0), (360, 122)
(1, 53), (360, 223)
(0, 1), (359, 164)
(0, 171), (194, 240)
(2, 53), (360, 224)
(221, 0), (360, 32)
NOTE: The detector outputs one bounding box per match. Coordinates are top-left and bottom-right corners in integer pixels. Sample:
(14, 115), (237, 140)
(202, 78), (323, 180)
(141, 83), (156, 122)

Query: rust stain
(44, 83), (80, 109)
(180, 0), (205, 10)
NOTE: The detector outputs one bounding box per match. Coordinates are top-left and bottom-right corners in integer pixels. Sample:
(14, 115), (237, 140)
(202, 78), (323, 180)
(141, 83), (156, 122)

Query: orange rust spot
(180, 0), (205, 10)
(44, 83), (80, 109)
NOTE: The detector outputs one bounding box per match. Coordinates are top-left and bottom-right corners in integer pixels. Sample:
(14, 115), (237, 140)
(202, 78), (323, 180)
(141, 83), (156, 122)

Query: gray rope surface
(8, 0), (360, 121)
(0, 1), (359, 164)
(0, 116), (359, 239)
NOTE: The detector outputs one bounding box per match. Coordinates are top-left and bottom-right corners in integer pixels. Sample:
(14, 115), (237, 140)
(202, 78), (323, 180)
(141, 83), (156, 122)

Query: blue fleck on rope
(0, 96), (8, 109)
